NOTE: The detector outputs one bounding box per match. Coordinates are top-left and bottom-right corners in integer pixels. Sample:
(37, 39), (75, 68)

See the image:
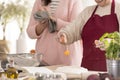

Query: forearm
(27, 22), (39, 39)
(58, 20), (81, 45)
(35, 19), (48, 35)
(35, 23), (44, 36)
(58, 12), (86, 44)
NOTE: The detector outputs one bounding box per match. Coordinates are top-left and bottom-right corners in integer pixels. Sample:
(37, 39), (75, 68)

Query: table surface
(45, 65), (106, 80)
(3, 53), (106, 80)
(17, 65), (106, 80)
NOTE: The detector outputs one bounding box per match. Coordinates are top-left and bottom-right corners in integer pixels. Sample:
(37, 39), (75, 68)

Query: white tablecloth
(18, 65), (106, 80)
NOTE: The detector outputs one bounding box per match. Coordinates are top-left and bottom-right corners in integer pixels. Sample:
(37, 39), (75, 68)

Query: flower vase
(16, 31), (27, 53)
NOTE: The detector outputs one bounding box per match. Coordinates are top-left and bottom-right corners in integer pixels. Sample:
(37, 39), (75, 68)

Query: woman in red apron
(81, 0), (119, 71)
(58, 0), (119, 71)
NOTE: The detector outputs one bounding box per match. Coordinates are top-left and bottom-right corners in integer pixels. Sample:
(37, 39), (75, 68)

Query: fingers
(94, 40), (105, 51)
(39, 19), (48, 24)
(56, 33), (67, 44)
(59, 34), (65, 43)
(95, 40), (101, 48)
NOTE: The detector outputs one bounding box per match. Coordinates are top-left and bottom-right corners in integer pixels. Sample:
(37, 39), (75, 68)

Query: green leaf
(99, 31), (120, 60)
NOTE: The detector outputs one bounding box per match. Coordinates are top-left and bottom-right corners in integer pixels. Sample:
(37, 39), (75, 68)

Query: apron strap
(92, 0), (115, 16)
(111, 0), (115, 14)
(91, 5), (98, 17)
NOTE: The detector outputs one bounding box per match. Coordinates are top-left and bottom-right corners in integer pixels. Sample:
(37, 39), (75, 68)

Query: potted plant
(95, 31), (120, 79)
(0, 1), (29, 53)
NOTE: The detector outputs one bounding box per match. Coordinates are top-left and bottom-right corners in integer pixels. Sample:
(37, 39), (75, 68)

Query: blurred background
(0, 0), (119, 54)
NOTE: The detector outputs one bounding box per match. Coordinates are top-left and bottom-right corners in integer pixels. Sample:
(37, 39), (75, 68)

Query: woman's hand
(49, 15), (57, 22)
(57, 33), (67, 44)
(43, 8), (57, 22)
(35, 19), (48, 36)
(94, 40), (106, 51)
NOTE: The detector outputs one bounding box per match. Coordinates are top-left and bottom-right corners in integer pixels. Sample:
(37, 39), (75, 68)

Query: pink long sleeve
(27, 0), (42, 39)
(55, 0), (83, 30)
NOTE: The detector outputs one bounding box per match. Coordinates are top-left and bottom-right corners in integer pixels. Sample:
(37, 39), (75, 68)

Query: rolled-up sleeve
(58, 7), (92, 44)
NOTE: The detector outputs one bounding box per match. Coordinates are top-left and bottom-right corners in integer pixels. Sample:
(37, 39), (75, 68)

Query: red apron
(81, 0), (119, 71)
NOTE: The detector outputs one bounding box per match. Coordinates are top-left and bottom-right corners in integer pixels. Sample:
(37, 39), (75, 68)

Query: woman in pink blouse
(27, 0), (83, 66)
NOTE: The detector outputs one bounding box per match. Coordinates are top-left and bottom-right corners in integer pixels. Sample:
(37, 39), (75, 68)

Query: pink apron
(81, 0), (119, 71)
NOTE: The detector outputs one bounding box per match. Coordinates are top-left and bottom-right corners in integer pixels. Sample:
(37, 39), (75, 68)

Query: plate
(7, 53), (39, 67)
